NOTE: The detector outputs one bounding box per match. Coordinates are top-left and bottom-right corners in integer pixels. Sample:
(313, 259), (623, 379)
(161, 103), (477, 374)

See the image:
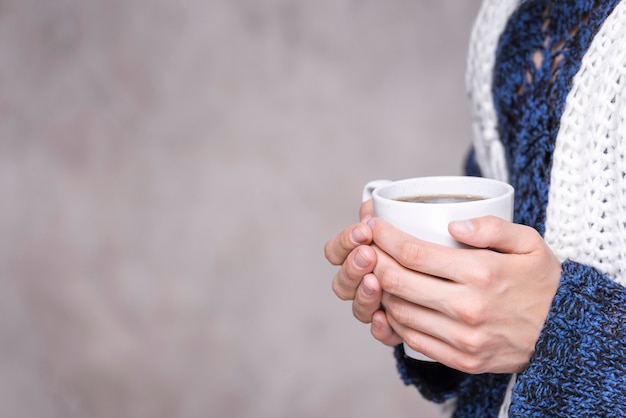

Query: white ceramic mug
(362, 176), (514, 361)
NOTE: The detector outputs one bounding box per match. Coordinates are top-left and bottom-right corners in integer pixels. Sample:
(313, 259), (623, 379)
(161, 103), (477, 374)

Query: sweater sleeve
(393, 345), (469, 403)
(510, 260), (626, 417)
(394, 345), (513, 415)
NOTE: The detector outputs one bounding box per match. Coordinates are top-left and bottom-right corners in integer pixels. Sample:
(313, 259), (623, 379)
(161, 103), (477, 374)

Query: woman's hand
(324, 201), (380, 320)
(324, 200), (407, 345)
(370, 216), (561, 374)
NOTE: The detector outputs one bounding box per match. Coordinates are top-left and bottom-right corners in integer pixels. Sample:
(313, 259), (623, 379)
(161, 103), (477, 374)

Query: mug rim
(372, 176), (514, 206)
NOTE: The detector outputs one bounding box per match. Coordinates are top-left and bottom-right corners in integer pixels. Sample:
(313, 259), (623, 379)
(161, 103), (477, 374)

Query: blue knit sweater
(395, 1), (626, 416)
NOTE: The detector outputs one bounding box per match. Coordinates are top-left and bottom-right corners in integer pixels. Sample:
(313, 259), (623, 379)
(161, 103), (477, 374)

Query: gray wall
(1, 0), (481, 417)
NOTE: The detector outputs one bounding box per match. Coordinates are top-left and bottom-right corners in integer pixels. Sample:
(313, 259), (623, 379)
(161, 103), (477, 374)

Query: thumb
(448, 215), (537, 254)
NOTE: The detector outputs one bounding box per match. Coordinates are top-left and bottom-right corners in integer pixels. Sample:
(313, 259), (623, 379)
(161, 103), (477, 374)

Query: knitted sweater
(395, 1), (626, 416)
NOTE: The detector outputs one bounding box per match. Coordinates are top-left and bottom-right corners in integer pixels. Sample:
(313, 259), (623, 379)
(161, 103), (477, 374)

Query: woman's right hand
(323, 200), (402, 345)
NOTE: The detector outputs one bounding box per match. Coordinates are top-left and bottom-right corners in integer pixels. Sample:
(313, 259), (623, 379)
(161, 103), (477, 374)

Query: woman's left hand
(370, 215), (562, 374)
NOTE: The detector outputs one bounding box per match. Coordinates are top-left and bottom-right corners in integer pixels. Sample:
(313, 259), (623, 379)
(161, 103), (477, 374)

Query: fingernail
(372, 318), (382, 329)
(351, 225), (367, 244)
(361, 214), (372, 224)
(354, 249), (370, 269)
(451, 219), (475, 234)
(367, 218), (376, 229)
(362, 284), (374, 296)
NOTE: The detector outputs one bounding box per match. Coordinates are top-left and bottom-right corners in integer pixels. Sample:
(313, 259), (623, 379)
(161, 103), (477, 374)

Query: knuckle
(324, 228), (358, 266)
(523, 223), (541, 239)
(332, 261), (364, 300)
(371, 329), (390, 346)
(323, 241), (334, 263)
(372, 330), (396, 347)
(385, 299), (411, 325)
(398, 239), (424, 264)
(457, 330), (489, 355)
(403, 333), (426, 355)
(455, 354), (487, 374)
(487, 215), (506, 233)
(332, 279), (353, 301)
(378, 267), (402, 293)
(471, 265), (497, 287)
(454, 299), (488, 327)
(352, 303), (372, 324)
(324, 241), (342, 265)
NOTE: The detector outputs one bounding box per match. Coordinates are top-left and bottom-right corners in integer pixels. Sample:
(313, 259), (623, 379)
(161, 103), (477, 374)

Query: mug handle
(362, 179), (392, 202)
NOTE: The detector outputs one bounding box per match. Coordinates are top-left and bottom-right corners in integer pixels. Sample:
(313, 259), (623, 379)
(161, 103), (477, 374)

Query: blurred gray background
(1, 0), (481, 417)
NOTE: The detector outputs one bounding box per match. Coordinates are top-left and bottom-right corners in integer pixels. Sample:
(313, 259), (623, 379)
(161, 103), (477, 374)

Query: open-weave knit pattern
(545, 1), (626, 285)
(394, 0), (626, 416)
(492, 0), (623, 237)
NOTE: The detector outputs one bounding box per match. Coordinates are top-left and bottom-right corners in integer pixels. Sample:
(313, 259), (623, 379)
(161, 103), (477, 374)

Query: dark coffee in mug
(395, 194), (486, 204)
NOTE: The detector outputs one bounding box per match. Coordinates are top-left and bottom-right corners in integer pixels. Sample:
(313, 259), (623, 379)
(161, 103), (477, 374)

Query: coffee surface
(395, 194), (486, 204)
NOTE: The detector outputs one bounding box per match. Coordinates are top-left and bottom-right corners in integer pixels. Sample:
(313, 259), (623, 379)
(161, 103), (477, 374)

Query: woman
(324, 0), (626, 416)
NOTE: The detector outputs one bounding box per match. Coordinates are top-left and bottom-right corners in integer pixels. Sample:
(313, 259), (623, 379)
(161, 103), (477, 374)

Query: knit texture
(511, 261), (626, 417)
(544, 0), (626, 285)
(395, 0), (626, 416)
(465, 0), (519, 183)
(493, 0), (621, 236)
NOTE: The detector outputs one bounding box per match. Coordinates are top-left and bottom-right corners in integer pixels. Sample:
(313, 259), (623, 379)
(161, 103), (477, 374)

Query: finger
(359, 199), (374, 221)
(352, 273), (383, 323)
(385, 300), (519, 374)
(369, 218), (468, 281)
(384, 309), (486, 372)
(382, 291), (458, 348)
(332, 245), (377, 300)
(448, 215), (541, 254)
(385, 313), (446, 363)
(324, 222), (372, 266)
(373, 245), (508, 335)
(371, 217), (507, 285)
(382, 293), (487, 371)
(372, 237), (523, 329)
(370, 309), (402, 346)
(372, 246), (461, 314)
